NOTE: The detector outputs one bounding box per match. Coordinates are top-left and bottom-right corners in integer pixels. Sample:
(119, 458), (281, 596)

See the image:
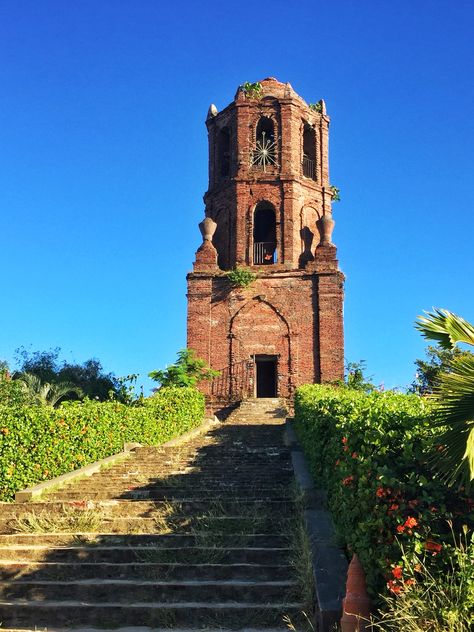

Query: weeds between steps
(9, 505), (104, 533)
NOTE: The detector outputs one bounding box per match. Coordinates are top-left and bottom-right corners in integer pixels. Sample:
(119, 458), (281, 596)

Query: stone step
(1, 515), (295, 536)
(1, 499), (297, 517)
(0, 600), (304, 628)
(0, 579), (297, 603)
(70, 480), (294, 490)
(0, 561), (293, 582)
(0, 628), (289, 632)
(0, 497), (295, 519)
(0, 546), (292, 564)
(44, 489), (293, 501)
(0, 533), (290, 547)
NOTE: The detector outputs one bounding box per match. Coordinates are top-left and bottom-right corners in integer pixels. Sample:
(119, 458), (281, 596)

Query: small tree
(344, 360), (376, 392)
(411, 344), (474, 395)
(149, 349), (219, 388)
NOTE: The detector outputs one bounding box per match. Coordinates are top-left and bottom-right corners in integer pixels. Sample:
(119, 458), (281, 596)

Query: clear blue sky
(1, 1), (473, 393)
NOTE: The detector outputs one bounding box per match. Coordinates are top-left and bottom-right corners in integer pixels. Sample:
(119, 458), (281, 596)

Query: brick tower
(187, 78), (344, 403)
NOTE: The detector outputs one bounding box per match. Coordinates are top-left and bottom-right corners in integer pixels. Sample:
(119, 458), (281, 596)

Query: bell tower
(187, 78), (344, 402)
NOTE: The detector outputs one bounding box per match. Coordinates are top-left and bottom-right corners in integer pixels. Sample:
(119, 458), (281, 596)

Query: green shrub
(226, 267), (257, 288)
(294, 384), (474, 600)
(0, 386), (205, 501)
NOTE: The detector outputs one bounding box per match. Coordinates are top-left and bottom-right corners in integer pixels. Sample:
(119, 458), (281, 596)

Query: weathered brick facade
(187, 78), (344, 402)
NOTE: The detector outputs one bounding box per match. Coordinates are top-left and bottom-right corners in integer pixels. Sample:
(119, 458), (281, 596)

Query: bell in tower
(187, 78), (344, 404)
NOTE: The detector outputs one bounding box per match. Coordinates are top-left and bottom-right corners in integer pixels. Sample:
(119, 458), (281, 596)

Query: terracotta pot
(340, 554), (371, 632)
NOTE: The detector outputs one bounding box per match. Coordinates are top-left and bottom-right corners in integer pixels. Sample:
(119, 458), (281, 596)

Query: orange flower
(376, 487), (386, 498)
(404, 578), (415, 586)
(392, 566), (403, 579)
(342, 437), (348, 444)
(404, 517), (418, 529)
(351, 452), (358, 459)
(342, 476), (354, 486)
(425, 540), (442, 553)
(396, 525), (405, 533)
(387, 580), (402, 594)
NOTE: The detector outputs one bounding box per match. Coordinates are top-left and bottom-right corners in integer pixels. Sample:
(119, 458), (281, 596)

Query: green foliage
(226, 267), (257, 288)
(0, 386), (205, 501)
(15, 347), (119, 401)
(329, 185), (341, 201)
(15, 373), (84, 407)
(241, 81), (262, 99)
(344, 360), (376, 392)
(411, 344), (474, 395)
(293, 384), (474, 600)
(308, 102), (323, 113)
(415, 309), (474, 486)
(149, 349), (219, 388)
(0, 371), (33, 406)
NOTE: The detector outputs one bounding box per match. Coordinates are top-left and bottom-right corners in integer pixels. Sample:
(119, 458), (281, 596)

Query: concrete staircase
(0, 398), (309, 630)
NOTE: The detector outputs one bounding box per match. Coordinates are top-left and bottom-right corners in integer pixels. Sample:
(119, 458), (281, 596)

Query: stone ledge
(285, 419), (348, 632)
(14, 416), (220, 503)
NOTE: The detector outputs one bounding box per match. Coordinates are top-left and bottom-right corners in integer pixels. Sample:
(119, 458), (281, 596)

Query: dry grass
(10, 506), (103, 533)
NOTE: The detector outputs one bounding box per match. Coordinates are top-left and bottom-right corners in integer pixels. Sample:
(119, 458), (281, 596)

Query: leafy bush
(371, 528), (474, 631)
(294, 384), (474, 600)
(0, 386), (205, 501)
(226, 267), (257, 288)
(149, 349), (218, 387)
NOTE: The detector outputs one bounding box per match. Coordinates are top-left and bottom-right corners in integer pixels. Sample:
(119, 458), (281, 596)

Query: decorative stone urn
(199, 217), (217, 243)
(319, 213), (335, 246)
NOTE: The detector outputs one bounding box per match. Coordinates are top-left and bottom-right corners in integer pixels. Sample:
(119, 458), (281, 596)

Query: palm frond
(415, 308), (474, 350)
(429, 355), (474, 485)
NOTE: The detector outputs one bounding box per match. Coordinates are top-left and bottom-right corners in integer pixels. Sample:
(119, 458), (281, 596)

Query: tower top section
(207, 77), (327, 121)
(199, 78), (337, 271)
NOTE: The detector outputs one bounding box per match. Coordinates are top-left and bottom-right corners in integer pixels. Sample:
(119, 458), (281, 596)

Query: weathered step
(1, 499), (297, 517)
(0, 579), (296, 603)
(0, 561), (293, 582)
(73, 477), (294, 487)
(0, 627), (289, 632)
(2, 515), (296, 536)
(0, 600), (304, 628)
(0, 533), (290, 547)
(0, 545), (292, 564)
(45, 488), (293, 501)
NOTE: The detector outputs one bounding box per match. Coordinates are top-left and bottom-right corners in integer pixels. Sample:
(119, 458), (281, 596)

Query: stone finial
(319, 213), (335, 246)
(199, 216), (217, 242)
(207, 104), (218, 119)
(320, 99), (327, 115)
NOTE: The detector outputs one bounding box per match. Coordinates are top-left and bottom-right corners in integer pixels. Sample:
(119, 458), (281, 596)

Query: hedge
(294, 384), (474, 599)
(0, 386), (205, 501)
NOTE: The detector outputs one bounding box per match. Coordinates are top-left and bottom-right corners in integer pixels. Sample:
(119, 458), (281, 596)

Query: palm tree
(16, 373), (83, 407)
(415, 308), (474, 486)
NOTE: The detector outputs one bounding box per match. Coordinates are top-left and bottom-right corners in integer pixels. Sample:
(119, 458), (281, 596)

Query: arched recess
(302, 123), (317, 180)
(253, 201), (277, 265)
(217, 126), (231, 178)
(230, 298), (292, 397)
(251, 116), (277, 171)
(299, 205), (321, 267)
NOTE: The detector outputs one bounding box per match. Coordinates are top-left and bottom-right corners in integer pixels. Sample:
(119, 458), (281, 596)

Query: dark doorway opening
(255, 356), (277, 397)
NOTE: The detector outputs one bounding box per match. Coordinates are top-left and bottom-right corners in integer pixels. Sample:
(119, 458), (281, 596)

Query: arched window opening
(217, 127), (231, 178)
(251, 117), (276, 171)
(253, 202), (277, 265)
(302, 124), (316, 180)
